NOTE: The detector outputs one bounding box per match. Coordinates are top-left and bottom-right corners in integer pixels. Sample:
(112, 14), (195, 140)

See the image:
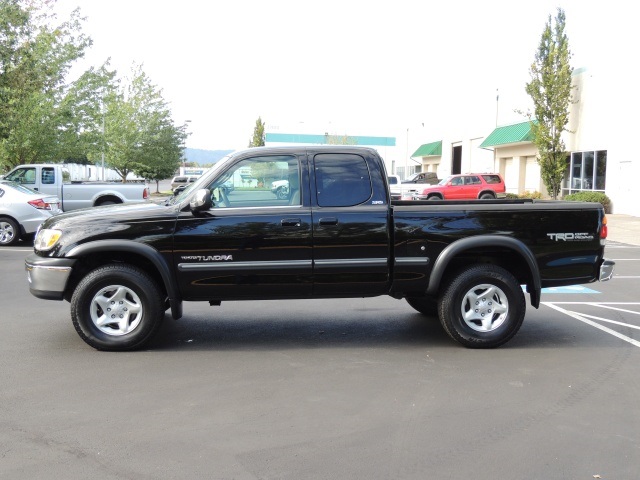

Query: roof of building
(265, 133), (395, 147)
(412, 140), (442, 157)
(480, 121), (536, 148)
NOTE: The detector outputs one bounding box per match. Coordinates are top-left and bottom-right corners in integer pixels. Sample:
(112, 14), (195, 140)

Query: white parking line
(543, 302), (640, 348)
(592, 304), (640, 316)
(0, 249), (32, 252)
(575, 313), (640, 330)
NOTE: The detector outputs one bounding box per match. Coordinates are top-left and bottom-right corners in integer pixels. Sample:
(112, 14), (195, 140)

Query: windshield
(438, 176), (452, 186)
(164, 154), (234, 206)
(0, 180), (40, 195)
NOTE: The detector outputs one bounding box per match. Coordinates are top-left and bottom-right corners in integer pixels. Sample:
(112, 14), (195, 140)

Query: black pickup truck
(25, 146), (614, 351)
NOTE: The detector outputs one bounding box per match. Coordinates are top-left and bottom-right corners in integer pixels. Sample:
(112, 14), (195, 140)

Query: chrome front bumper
(25, 254), (76, 300)
(599, 259), (615, 282)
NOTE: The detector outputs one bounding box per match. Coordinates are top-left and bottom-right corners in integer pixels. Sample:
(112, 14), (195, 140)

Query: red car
(412, 173), (506, 200)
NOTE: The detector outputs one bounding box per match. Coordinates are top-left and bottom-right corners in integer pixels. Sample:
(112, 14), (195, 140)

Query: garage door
(504, 158), (517, 194)
(524, 156), (541, 192)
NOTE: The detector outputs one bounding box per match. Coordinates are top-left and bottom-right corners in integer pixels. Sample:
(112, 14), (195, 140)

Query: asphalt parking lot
(1, 221), (638, 479)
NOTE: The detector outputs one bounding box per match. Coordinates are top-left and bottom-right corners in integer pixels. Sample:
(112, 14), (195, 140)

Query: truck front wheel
(438, 264), (525, 348)
(70, 264), (164, 351)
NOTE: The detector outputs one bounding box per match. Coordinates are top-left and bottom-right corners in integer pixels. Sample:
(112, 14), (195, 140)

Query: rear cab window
(314, 154), (372, 207)
(482, 174), (502, 184)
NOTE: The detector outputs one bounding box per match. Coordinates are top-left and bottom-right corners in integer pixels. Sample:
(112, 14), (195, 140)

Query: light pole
(182, 120), (191, 173)
(100, 94), (106, 181)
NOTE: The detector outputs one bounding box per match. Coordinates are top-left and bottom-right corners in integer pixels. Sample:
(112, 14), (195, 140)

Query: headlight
(34, 228), (62, 251)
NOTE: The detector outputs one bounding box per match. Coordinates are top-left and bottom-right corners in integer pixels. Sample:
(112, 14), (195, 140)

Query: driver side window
(206, 155), (300, 208)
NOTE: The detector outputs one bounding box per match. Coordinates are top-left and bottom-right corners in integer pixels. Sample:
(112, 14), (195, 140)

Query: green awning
(412, 140), (442, 157)
(480, 121), (536, 148)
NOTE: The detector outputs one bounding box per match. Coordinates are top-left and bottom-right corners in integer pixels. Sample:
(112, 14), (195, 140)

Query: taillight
(600, 215), (608, 239)
(28, 199), (52, 210)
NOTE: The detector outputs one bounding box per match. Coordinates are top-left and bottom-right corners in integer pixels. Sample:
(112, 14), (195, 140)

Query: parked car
(0, 180), (61, 246)
(387, 175), (402, 200)
(25, 146), (613, 351)
(3, 164), (150, 211)
(271, 179), (289, 200)
(412, 173), (506, 200)
(171, 175), (199, 191)
(402, 172), (439, 185)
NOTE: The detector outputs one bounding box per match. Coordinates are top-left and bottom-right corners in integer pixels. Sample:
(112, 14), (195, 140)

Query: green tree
(95, 65), (185, 182)
(248, 116), (265, 147)
(0, 0), (96, 171)
(326, 134), (357, 145)
(524, 8), (574, 199)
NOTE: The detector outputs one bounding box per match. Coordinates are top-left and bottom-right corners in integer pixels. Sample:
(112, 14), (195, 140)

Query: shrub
(519, 191), (543, 199)
(563, 191), (611, 213)
(505, 193), (520, 199)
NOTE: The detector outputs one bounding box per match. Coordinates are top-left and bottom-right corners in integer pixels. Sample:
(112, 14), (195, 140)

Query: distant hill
(185, 148), (234, 166)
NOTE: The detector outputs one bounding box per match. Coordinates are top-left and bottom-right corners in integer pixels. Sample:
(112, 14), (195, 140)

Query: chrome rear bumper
(599, 259), (615, 282)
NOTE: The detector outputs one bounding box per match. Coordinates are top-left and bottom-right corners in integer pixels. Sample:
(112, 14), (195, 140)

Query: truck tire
(0, 217), (20, 246)
(70, 264), (164, 351)
(275, 186), (289, 200)
(95, 198), (120, 206)
(406, 296), (438, 317)
(438, 264), (525, 348)
(480, 192), (495, 199)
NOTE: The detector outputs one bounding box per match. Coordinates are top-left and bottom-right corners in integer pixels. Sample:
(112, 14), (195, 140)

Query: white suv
(171, 175), (198, 191)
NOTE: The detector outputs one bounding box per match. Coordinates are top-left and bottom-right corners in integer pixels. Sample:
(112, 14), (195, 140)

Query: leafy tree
(95, 65), (185, 182)
(0, 0), (96, 171)
(250, 161), (277, 188)
(326, 134), (357, 145)
(524, 8), (574, 199)
(248, 116), (265, 147)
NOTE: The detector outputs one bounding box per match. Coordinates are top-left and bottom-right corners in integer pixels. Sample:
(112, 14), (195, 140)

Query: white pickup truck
(3, 164), (150, 211)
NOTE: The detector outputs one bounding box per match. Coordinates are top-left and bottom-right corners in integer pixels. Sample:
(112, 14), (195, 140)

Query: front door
(173, 154), (313, 300)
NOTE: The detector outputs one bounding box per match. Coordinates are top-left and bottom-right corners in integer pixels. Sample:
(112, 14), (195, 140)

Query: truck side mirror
(189, 188), (212, 213)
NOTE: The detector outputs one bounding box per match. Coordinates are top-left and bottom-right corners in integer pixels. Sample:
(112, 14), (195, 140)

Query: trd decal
(546, 233), (594, 242)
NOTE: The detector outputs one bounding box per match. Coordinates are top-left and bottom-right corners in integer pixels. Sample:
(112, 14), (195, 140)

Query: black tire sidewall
(70, 265), (163, 350)
(439, 265), (525, 348)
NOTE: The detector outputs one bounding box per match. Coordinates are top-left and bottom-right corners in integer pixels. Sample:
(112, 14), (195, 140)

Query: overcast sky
(53, 0), (635, 152)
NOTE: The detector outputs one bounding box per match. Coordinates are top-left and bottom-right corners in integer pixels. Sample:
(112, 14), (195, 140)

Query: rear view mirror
(189, 188), (212, 213)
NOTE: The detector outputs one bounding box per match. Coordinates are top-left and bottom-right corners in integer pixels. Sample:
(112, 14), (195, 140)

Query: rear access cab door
(310, 150), (391, 296)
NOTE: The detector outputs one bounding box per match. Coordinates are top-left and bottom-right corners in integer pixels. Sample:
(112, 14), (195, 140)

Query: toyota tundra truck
(24, 146), (614, 351)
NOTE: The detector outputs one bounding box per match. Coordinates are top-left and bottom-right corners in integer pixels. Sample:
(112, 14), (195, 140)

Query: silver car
(0, 180), (61, 246)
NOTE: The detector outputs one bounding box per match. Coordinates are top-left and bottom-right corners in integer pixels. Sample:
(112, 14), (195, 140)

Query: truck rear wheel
(70, 264), (164, 351)
(438, 264), (525, 348)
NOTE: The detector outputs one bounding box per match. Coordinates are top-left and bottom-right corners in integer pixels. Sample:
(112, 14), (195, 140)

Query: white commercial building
(264, 67), (637, 216)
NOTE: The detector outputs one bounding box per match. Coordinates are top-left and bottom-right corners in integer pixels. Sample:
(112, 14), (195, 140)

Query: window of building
(562, 150), (607, 196)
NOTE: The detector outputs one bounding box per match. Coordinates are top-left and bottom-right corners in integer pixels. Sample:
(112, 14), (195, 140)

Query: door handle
(281, 218), (301, 227)
(318, 217), (338, 226)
